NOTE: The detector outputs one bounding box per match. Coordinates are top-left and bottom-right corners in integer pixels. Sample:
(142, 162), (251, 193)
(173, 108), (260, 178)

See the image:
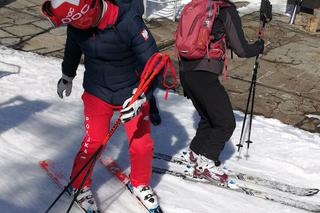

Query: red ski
(39, 160), (85, 213)
(100, 156), (164, 213)
(100, 157), (130, 184)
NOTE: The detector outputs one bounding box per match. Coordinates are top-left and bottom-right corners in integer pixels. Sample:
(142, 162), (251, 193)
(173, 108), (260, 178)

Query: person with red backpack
(175, 0), (264, 184)
(41, 0), (163, 212)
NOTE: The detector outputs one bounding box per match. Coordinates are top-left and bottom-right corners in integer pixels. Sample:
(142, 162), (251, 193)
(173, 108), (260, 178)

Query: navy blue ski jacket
(61, 0), (158, 105)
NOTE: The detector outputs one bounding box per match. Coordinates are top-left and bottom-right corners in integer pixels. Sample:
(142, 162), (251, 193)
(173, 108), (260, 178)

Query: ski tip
(39, 160), (50, 168)
(305, 188), (320, 196)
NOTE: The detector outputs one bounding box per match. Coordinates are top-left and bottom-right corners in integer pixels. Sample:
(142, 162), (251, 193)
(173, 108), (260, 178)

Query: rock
(305, 16), (319, 32)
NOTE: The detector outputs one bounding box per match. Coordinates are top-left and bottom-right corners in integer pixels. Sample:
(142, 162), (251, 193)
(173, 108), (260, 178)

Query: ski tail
(39, 160), (87, 213)
(39, 160), (68, 189)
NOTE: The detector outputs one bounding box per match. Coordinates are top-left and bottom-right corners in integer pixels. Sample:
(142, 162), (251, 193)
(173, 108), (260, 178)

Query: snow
(1, 1), (320, 212)
(232, 0), (288, 16)
(1, 45), (320, 213)
(147, 0), (289, 20)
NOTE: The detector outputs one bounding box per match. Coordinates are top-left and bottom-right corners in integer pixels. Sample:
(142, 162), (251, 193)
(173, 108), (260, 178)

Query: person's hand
(57, 74), (74, 99)
(120, 88), (146, 123)
(255, 39), (265, 54)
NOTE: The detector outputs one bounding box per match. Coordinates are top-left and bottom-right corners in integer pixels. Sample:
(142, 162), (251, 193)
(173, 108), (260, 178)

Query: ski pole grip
(258, 0), (272, 39)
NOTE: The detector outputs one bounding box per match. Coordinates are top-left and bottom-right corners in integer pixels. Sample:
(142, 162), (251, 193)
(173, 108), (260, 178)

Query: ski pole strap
(161, 53), (177, 100)
(100, 52), (177, 149)
(135, 51), (177, 101)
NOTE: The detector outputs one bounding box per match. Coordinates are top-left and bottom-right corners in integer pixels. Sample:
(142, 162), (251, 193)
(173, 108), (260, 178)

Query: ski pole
(45, 145), (103, 213)
(45, 52), (176, 212)
(66, 151), (98, 213)
(244, 51), (259, 152)
(237, 0), (272, 154)
(95, 52), (174, 155)
(289, 0), (303, 25)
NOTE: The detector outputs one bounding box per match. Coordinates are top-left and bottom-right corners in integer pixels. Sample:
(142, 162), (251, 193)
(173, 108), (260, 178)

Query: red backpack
(174, 0), (230, 72)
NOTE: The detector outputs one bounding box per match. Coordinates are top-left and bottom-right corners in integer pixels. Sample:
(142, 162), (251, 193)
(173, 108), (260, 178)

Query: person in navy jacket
(42, 0), (161, 212)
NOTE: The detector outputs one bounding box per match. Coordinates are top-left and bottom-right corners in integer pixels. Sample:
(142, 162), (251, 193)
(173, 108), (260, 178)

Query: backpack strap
(209, 1), (233, 79)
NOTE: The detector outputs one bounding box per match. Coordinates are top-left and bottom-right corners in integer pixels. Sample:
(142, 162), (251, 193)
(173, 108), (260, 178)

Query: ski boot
(69, 186), (100, 213)
(132, 184), (162, 212)
(194, 155), (228, 184)
(179, 149), (199, 166)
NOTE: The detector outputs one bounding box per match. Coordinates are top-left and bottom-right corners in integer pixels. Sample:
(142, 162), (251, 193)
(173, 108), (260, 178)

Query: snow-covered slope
(0, 43), (319, 213)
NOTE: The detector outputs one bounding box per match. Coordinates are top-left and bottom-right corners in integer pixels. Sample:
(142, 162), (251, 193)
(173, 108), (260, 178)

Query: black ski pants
(179, 70), (236, 161)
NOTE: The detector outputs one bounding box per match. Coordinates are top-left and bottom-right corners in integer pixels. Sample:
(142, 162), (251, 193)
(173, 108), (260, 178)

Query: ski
(152, 166), (320, 213)
(39, 160), (86, 213)
(100, 156), (164, 213)
(153, 152), (319, 196)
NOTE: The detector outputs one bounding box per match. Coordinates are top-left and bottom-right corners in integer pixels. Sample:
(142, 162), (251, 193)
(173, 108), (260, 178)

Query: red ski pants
(70, 92), (154, 188)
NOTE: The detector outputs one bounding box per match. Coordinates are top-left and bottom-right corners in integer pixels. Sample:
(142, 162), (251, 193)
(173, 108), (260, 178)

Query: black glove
(254, 39), (265, 54)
